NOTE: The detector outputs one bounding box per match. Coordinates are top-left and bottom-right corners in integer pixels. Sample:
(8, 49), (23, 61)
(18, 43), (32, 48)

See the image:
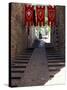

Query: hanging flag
(36, 6), (45, 26)
(25, 5), (34, 26)
(48, 6), (56, 27)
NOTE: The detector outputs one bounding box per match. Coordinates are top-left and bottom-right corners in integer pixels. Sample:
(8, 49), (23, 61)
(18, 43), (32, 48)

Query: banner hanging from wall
(36, 6), (45, 26)
(48, 6), (56, 27)
(25, 5), (34, 26)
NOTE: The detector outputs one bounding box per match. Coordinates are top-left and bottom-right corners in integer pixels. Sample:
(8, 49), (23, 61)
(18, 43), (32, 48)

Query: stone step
(46, 49), (55, 51)
(45, 44), (53, 47)
(48, 67), (64, 70)
(49, 68), (60, 72)
(47, 55), (62, 57)
(11, 70), (24, 73)
(11, 73), (24, 77)
(16, 56), (30, 59)
(11, 85), (18, 87)
(48, 60), (64, 63)
(24, 48), (34, 51)
(49, 75), (54, 79)
(11, 66), (26, 68)
(11, 63), (27, 66)
(11, 77), (21, 79)
(13, 60), (29, 62)
(16, 58), (30, 60)
(24, 50), (33, 52)
(49, 71), (58, 76)
(23, 52), (33, 54)
(11, 68), (25, 71)
(48, 62), (64, 66)
(23, 52), (32, 55)
(14, 59), (30, 62)
(48, 59), (64, 63)
(48, 57), (64, 60)
(48, 64), (64, 67)
(17, 54), (32, 56)
(11, 79), (20, 87)
(16, 55), (31, 58)
(48, 57), (64, 59)
(21, 52), (32, 54)
(14, 61), (29, 64)
(47, 53), (59, 55)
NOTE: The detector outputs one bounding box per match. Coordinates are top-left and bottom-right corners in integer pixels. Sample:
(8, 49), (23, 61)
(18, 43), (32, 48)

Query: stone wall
(10, 3), (27, 60)
(56, 6), (65, 56)
(48, 6), (65, 57)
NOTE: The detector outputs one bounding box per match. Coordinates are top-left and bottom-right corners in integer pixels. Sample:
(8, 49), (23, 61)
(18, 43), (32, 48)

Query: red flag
(48, 6), (56, 27)
(25, 5), (34, 26)
(36, 6), (45, 26)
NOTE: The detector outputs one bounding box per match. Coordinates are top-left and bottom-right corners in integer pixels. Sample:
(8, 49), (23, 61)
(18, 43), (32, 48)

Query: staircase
(11, 48), (34, 87)
(46, 45), (65, 80)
